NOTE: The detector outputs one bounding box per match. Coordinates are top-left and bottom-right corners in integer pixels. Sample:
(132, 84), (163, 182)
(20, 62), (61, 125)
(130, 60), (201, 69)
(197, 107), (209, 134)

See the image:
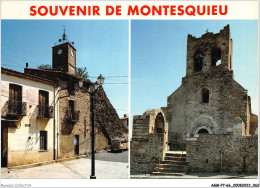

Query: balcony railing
(37, 105), (54, 118)
(7, 99), (27, 116)
(67, 110), (80, 122)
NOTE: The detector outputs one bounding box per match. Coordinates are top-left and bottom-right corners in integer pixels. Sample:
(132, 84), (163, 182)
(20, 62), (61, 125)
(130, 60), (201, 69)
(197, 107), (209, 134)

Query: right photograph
(130, 20), (258, 179)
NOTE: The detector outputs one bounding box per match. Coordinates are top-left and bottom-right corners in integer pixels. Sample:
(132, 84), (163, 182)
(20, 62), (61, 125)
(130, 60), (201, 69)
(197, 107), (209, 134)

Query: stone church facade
(167, 24), (257, 149)
(131, 25), (258, 175)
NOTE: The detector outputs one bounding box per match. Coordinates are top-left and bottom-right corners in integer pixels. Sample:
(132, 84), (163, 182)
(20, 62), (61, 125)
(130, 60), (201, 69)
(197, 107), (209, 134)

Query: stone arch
(144, 109), (167, 135)
(143, 108), (169, 156)
(211, 47), (222, 66)
(191, 116), (216, 137)
(155, 112), (165, 134)
(193, 125), (213, 137)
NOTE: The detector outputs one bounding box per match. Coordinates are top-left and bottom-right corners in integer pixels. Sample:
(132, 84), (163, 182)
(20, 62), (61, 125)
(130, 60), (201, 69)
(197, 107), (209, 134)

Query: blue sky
(1, 20), (129, 118)
(131, 20), (259, 123)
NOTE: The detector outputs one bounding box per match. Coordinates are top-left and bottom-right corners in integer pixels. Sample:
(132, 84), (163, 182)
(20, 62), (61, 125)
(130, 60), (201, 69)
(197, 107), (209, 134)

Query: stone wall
(130, 109), (168, 174)
(186, 134), (258, 174)
(166, 25), (255, 150)
(186, 25), (232, 76)
(167, 69), (248, 150)
(25, 68), (127, 159)
(58, 87), (92, 158)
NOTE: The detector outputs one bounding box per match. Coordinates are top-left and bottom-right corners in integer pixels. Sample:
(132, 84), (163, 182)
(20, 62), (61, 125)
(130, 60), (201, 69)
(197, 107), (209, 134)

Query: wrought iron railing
(7, 99), (27, 116)
(37, 105), (54, 118)
(67, 110), (80, 122)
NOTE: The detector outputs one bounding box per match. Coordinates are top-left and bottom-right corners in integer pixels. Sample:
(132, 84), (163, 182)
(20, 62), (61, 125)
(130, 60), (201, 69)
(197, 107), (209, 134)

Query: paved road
(131, 173), (258, 179)
(1, 151), (128, 179)
(92, 150), (128, 163)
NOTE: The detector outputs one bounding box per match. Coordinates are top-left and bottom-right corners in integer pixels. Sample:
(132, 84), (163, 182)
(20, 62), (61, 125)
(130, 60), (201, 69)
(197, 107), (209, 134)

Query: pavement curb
(7, 155), (88, 170)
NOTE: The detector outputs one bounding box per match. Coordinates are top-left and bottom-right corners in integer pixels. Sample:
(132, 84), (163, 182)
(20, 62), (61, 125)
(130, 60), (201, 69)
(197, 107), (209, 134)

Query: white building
(1, 67), (58, 167)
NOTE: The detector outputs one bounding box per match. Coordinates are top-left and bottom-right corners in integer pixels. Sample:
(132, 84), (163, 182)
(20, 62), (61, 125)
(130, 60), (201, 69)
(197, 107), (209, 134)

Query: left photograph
(1, 20), (129, 179)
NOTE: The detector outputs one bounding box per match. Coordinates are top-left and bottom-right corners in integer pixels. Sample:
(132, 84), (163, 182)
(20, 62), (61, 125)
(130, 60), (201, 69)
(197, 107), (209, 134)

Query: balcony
(7, 99), (27, 116)
(37, 105), (54, 118)
(67, 110), (80, 122)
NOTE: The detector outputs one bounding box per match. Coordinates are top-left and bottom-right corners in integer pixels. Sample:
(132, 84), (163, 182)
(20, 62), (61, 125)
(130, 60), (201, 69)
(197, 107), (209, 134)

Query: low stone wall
(186, 134), (258, 174)
(130, 113), (166, 174)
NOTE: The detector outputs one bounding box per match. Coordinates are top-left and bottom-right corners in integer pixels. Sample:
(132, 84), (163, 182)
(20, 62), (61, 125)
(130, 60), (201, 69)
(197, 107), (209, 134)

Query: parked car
(110, 138), (128, 152)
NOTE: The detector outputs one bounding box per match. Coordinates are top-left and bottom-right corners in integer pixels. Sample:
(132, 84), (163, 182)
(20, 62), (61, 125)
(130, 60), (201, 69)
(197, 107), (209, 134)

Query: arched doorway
(198, 128), (209, 134)
(155, 113), (165, 134)
(193, 125), (213, 137)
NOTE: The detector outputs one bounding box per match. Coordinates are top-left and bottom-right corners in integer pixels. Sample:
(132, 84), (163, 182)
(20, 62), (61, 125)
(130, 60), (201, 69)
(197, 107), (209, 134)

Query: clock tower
(52, 30), (76, 75)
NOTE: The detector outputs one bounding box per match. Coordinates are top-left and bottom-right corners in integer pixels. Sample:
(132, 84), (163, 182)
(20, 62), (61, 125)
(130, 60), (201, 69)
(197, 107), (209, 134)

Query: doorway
(74, 135), (79, 155)
(1, 126), (8, 167)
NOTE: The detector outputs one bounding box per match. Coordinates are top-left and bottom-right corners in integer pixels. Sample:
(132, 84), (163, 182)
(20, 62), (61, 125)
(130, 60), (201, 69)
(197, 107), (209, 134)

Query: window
(211, 48), (221, 66)
(194, 51), (203, 72)
(40, 131), (47, 150)
(69, 100), (75, 113)
(202, 88), (209, 103)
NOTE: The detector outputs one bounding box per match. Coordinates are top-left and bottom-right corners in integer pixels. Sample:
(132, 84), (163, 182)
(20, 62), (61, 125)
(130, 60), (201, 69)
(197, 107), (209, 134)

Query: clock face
(57, 49), (62, 55)
(70, 50), (74, 57)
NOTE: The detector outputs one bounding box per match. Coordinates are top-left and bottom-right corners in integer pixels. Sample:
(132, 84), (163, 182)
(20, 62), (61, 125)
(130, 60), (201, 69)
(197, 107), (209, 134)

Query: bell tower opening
(186, 25), (232, 76)
(194, 50), (203, 72)
(211, 47), (222, 67)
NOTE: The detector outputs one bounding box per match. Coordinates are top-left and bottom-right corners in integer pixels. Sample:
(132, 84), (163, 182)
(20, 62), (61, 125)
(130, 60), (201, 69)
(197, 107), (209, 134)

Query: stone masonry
(130, 108), (168, 174)
(166, 25), (256, 150)
(186, 134), (258, 174)
(130, 25), (258, 175)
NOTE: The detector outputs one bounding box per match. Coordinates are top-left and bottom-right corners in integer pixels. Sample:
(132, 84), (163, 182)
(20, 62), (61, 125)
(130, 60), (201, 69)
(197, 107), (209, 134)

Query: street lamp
(79, 74), (104, 179)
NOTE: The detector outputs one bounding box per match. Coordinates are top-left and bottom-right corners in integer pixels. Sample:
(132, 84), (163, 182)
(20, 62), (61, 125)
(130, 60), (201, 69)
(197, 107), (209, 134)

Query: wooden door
(9, 84), (22, 113)
(1, 127), (8, 167)
(39, 90), (49, 116)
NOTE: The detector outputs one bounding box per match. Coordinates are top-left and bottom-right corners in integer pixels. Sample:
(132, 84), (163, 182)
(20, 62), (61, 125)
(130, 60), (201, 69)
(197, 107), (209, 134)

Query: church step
(164, 156), (186, 161)
(152, 172), (185, 176)
(165, 152), (186, 158)
(159, 160), (188, 165)
(156, 163), (188, 168)
(132, 131), (149, 136)
(154, 166), (188, 173)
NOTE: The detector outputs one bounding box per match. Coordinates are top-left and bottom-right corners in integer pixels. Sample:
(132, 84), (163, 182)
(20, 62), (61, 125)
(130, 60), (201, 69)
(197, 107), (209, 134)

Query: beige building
(1, 68), (57, 167)
(1, 31), (128, 167)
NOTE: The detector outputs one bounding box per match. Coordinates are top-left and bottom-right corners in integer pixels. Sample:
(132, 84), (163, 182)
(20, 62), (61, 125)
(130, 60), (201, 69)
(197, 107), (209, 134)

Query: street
(93, 150), (128, 163)
(1, 150), (128, 179)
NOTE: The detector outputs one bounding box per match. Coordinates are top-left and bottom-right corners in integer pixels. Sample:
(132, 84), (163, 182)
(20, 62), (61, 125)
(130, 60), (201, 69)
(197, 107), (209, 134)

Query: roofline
(52, 42), (76, 51)
(1, 67), (57, 86)
(24, 68), (92, 84)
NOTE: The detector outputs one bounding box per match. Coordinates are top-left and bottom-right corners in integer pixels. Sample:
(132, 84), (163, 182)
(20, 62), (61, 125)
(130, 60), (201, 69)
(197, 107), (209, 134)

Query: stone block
(138, 149), (146, 154)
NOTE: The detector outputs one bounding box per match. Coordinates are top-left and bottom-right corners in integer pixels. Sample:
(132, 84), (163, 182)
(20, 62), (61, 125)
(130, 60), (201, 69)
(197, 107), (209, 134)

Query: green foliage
(36, 64), (89, 79)
(76, 67), (89, 79)
(37, 64), (52, 70)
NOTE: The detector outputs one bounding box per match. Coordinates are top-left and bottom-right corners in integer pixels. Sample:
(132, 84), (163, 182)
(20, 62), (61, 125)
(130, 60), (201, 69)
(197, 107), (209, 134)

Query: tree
(37, 64), (52, 69)
(37, 64), (89, 79)
(76, 67), (89, 79)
